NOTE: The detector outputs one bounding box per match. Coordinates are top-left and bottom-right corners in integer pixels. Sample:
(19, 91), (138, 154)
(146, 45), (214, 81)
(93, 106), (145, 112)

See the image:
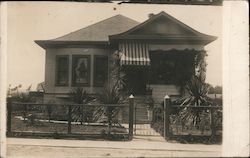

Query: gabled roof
(35, 12), (217, 48)
(35, 14), (139, 48)
(109, 11), (217, 45)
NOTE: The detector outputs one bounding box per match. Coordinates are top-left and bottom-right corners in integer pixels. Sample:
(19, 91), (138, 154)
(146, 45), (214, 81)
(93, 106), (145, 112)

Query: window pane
(72, 56), (90, 86)
(94, 56), (108, 86)
(56, 56), (69, 85)
(58, 72), (68, 84)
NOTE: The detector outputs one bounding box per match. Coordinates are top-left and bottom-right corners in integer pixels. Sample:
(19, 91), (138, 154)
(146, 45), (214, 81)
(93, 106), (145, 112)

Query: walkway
(122, 123), (161, 136)
(134, 124), (161, 136)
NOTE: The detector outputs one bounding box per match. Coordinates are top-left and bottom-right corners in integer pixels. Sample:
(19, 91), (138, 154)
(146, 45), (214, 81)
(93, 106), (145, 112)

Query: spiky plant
(95, 52), (126, 134)
(70, 87), (94, 125)
(177, 76), (212, 106)
(173, 76), (215, 130)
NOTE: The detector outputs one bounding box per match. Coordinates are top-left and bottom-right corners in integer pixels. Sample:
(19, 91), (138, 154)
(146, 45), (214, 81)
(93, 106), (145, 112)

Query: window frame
(71, 55), (91, 87)
(93, 55), (109, 87)
(55, 55), (69, 86)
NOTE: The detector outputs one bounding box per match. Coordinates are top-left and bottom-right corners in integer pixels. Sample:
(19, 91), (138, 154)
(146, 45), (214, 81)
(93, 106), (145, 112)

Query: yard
(11, 115), (127, 135)
(8, 105), (129, 141)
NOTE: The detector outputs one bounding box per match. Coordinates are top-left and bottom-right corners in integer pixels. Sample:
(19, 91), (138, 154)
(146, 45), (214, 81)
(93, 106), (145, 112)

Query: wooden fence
(152, 95), (222, 141)
(6, 96), (135, 140)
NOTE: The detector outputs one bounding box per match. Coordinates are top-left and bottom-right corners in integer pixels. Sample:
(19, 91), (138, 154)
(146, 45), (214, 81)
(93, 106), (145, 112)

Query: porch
(117, 42), (202, 102)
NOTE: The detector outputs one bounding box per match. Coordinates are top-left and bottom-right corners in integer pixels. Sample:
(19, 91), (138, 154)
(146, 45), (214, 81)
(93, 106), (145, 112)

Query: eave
(35, 40), (109, 49)
(109, 35), (217, 45)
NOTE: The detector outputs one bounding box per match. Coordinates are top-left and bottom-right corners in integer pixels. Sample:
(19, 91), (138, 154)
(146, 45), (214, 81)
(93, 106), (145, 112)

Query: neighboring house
(35, 11), (216, 104)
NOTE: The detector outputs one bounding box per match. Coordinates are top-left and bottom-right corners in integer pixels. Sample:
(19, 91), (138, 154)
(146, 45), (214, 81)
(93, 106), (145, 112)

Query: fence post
(134, 101), (137, 134)
(164, 94), (171, 140)
(210, 107), (216, 138)
(68, 104), (72, 134)
(129, 94), (134, 140)
(7, 97), (12, 134)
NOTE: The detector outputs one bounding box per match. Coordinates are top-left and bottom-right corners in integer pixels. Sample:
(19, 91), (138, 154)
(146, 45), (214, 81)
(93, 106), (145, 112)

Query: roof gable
(130, 16), (195, 36)
(110, 11), (217, 45)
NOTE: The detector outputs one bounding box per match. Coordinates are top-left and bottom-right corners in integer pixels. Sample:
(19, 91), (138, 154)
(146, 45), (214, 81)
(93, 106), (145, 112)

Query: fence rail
(11, 102), (128, 107)
(171, 105), (222, 108)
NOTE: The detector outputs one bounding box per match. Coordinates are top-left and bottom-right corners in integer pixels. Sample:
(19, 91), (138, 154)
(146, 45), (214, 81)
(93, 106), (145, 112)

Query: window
(72, 55), (90, 86)
(149, 53), (176, 84)
(149, 51), (195, 85)
(94, 56), (108, 86)
(55, 55), (69, 86)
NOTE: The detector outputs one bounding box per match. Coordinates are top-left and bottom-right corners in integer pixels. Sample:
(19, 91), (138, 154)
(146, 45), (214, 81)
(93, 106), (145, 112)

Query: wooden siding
(150, 84), (181, 103)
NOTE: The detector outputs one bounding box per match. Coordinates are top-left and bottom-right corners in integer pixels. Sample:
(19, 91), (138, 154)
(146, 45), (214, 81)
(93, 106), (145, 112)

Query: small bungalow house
(35, 11), (216, 108)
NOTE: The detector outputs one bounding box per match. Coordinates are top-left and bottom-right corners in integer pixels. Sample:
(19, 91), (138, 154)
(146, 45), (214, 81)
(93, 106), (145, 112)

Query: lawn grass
(11, 115), (128, 135)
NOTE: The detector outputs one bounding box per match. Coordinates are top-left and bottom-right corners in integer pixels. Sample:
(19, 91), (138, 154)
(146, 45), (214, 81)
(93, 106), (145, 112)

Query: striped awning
(119, 42), (150, 66)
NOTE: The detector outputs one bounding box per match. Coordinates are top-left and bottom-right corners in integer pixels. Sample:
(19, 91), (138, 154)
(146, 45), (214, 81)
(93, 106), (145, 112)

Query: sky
(7, 2), (222, 90)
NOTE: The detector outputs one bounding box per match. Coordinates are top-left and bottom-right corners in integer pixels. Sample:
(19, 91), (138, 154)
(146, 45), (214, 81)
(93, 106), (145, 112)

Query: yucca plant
(173, 76), (215, 130)
(70, 87), (94, 125)
(94, 83), (122, 130)
(94, 52), (126, 135)
(176, 76), (213, 106)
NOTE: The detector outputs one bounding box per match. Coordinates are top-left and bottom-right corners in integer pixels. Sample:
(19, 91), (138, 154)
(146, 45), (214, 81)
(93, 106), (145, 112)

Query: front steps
(121, 95), (151, 124)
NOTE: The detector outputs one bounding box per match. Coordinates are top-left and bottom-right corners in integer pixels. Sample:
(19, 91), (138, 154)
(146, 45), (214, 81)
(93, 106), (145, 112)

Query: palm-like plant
(95, 52), (126, 135)
(173, 76), (215, 129)
(70, 87), (94, 124)
(176, 76), (213, 106)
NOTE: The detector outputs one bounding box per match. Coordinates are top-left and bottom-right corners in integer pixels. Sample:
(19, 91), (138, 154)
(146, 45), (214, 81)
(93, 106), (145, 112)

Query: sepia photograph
(0, 0), (249, 157)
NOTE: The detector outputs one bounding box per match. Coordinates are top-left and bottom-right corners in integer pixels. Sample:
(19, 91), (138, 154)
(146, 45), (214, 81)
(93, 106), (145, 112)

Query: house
(35, 11), (216, 105)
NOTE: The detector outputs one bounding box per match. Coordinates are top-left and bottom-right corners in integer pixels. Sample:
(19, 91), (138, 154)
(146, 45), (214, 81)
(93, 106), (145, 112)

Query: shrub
(70, 87), (95, 124)
(172, 76), (222, 138)
(95, 52), (126, 135)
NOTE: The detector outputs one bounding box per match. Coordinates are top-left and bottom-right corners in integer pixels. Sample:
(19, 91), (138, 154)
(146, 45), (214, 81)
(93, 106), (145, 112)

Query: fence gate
(133, 100), (161, 136)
